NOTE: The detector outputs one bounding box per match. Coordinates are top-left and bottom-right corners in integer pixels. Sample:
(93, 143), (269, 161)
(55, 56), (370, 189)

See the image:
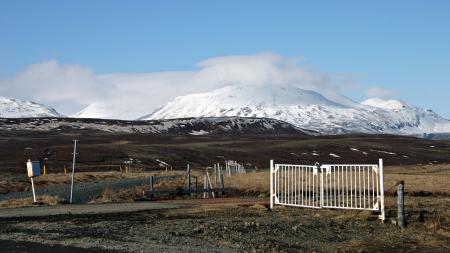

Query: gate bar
(379, 158), (385, 221)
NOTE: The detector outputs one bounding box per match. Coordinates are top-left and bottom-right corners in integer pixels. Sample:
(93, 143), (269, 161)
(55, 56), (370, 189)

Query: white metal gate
(270, 159), (385, 221)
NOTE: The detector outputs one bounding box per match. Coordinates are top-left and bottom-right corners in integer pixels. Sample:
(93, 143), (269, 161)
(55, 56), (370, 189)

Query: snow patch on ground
(371, 149), (397, 155)
(350, 147), (368, 155)
(189, 130), (209, 135)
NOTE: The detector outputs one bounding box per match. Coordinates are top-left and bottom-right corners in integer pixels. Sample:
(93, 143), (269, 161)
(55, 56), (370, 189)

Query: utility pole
(70, 140), (78, 204)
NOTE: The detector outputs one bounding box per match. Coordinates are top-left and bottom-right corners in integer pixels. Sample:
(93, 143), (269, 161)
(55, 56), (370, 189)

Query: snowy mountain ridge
(0, 117), (311, 135)
(0, 97), (63, 118)
(143, 84), (450, 135)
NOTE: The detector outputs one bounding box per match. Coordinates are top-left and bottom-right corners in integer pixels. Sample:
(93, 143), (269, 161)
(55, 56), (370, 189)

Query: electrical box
(26, 160), (41, 177)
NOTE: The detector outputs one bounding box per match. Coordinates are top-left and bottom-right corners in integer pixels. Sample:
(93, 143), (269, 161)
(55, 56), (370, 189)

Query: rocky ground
(0, 194), (448, 253)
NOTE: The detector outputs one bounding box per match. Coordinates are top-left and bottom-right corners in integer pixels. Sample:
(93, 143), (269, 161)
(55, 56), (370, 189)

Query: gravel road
(0, 175), (179, 204)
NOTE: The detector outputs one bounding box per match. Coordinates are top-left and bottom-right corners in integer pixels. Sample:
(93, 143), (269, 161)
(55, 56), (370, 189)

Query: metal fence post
(30, 177), (37, 203)
(379, 158), (385, 222)
(270, 160), (274, 210)
(70, 140), (78, 204)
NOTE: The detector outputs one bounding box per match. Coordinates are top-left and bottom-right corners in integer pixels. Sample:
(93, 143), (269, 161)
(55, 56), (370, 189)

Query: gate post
(379, 158), (386, 222)
(270, 160), (274, 210)
(319, 165), (324, 208)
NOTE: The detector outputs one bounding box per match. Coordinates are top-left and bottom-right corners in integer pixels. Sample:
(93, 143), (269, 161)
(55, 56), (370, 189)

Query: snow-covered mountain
(0, 97), (62, 118)
(143, 84), (450, 135)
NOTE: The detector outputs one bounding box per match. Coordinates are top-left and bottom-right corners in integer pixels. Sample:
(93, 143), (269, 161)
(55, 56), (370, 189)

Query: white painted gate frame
(270, 159), (385, 221)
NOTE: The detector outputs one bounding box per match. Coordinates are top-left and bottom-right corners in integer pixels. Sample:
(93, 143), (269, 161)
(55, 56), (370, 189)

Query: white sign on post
(26, 159), (41, 203)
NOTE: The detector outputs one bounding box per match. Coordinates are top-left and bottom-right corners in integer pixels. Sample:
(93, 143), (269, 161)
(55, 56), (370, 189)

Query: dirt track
(0, 202), (185, 218)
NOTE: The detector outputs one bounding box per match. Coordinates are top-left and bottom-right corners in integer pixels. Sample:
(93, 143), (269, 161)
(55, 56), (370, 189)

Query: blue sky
(0, 0), (449, 117)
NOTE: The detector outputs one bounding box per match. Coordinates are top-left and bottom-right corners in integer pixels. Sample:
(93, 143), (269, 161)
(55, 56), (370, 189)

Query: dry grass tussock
(0, 195), (64, 208)
(90, 175), (188, 203)
(222, 171), (269, 196)
(90, 185), (151, 204)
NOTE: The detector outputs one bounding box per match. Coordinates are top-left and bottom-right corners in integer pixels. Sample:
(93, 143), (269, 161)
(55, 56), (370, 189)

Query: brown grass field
(2, 164), (449, 207)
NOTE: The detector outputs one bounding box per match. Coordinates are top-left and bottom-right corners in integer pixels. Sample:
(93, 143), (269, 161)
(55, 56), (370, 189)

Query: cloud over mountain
(0, 52), (378, 119)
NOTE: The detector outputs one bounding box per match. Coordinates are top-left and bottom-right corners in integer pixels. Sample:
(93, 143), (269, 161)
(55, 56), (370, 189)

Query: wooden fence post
(149, 176), (154, 200)
(150, 176), (154, 192)
(195, 176), (198, 197)
(203, 175), (207, 199)
(214, 164), (217, 185)
(397, 180), (405, 229)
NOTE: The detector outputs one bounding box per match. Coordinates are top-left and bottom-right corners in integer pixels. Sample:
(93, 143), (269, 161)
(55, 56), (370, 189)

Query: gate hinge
(274, 165), (279, 173)
(372, 165), (379, 174)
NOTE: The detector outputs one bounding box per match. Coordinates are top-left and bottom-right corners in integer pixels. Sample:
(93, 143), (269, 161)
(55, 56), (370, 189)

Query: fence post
(187, 164), (191, 197)
(30, 177), (37, 203)
(397, 180), (405, 229)
(270, 159), (274, 210)
(195, 176), (198, 197)
(203, 175), (207, 198)
(150, 176), (154, 192)
(379, 158), (386, 222)
(214, 164), (217, 185)
(69, 140), (78, 204)
(220, 166), (225, 196)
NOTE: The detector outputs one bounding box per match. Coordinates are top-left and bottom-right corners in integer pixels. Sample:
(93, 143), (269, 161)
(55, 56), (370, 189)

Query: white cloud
(0, 60), (112, 114)
(0, 52), (359, 119)
(364, 86), (397, 98)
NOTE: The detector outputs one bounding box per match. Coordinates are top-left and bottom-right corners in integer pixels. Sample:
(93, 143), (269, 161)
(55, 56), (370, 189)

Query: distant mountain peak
(142, 84), (450, 135)
(0, 97), (63, 118)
